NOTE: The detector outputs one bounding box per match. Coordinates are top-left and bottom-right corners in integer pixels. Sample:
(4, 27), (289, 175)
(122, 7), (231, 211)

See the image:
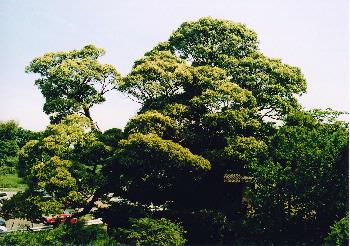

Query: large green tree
(168, 17), (307, 120)
(112, 17), (307, 244)
(246, 110), (348, 244)
(9, 18), (346, 245)
(0, 121), (39, 173)
(1, 115), (114, 221)
(26, 45), (121, 127)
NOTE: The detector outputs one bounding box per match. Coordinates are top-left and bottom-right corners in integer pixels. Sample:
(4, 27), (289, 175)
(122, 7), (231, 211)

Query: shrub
(154, 209), (230, 244)
(115, 217), (186, 246)
(0, 165), (16, 175)
(176, 209), (229, 244)
(65, 221), (117, 245)
(0, 222), (116, 246)
(324, 214), (349, 246)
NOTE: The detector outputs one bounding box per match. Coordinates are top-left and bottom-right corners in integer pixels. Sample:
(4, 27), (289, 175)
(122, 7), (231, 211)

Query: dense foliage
(0, 121), (39, 174)
(0, 17), (348, 245)
(0, 222), (116, 246)
(112, 17), (315, 244)
(26, 45), (121, 127)
(2, 115), (114, 220)
(246, 111), (348, 244)
(115, 217), (186, 246)
(324, 214), (349, 246)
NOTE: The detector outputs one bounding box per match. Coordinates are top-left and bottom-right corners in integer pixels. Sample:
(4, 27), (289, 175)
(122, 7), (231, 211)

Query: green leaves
(169, 17), (258, 64)
(116, 133), (211, 204)
(10, 115), (111, 218)
(246, 111), (349, 241)
(26, 45), (106, 76)
(222, 54), (307, 118)
(0, 222), (117, 246)
(0, 121), (39, 172)
(166, 17), (307, 120)
(121, 51), (191, 103)
(324, 214), (349, 246)
(116, 217), (186, 246)
(32, 156), (76, 193)
(224, 136), (267, 170)
(14, 18), (346, 244)
(26, 45), (121, 123)
(118, 133), (210, 176)
(124, 111), (178, 139)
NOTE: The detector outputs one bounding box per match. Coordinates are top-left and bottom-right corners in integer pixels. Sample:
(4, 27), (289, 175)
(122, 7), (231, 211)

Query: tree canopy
(168, 17), (307, 119)
(2, 115), (112, 220)
(26, 45), (121, 127)
(246, 110), (348, 243)
(0, 121), (39, 174)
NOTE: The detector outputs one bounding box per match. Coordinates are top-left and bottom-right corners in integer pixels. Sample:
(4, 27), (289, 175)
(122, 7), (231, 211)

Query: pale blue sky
(0, 0), (348, 131)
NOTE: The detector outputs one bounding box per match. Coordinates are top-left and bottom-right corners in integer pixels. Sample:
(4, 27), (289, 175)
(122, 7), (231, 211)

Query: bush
(178, 209), (229, 244)
(0, 230), (40, 246)
(154, 209), (230, 244)
(0, 222), (116, 246)
(65, 221), (117, 245)
(185, 209), (228, 244)
(0, 165), (16, 175)
(115, 217), (186, 246)
(324, 214), (349, 246)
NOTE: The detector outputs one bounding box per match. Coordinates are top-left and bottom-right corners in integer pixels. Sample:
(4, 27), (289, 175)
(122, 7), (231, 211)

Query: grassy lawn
(0, 174), (27, 191)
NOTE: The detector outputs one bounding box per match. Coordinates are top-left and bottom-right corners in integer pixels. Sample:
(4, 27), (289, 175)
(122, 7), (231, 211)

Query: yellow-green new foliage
(26, 45), (121, 123)
(169, 17), (306, 120)
(121, 51), (192, 102)
(124, 111), (178, 139)
(8, 115), (108, 217)
(116, 133), (211, 204)
(116, 218), (186, 246)
(119, 133), (210, 171)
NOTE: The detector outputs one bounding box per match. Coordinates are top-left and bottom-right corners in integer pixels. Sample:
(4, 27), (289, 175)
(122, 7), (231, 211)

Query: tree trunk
(71, 184), (109, 219)
(83, 107), (100, 131)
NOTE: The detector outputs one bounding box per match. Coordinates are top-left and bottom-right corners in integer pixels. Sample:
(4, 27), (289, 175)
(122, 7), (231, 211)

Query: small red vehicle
(44, 212), (78, 225)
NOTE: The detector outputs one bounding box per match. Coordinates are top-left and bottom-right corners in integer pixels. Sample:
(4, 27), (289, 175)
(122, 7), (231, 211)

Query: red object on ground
(45, 213), (78, 225)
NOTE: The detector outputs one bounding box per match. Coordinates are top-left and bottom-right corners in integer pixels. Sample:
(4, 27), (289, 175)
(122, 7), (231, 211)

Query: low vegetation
(0, 222), (116, 246)
(0, 174), (27, 190)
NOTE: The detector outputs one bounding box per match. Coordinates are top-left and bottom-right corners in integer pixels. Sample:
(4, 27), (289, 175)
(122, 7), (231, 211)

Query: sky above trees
(0, 0), (348, 131)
